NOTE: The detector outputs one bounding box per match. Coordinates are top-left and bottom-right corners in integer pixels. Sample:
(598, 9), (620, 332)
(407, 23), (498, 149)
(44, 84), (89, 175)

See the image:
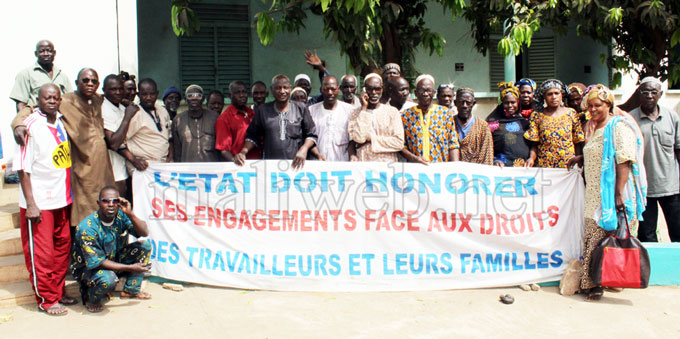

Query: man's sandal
(120, 291), (152, 299)
(40, 303), (68, 316)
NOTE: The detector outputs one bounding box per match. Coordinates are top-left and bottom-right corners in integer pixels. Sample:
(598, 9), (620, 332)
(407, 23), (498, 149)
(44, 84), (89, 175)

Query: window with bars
(179, 2), (251, 96)
(489, 36), (556, 90)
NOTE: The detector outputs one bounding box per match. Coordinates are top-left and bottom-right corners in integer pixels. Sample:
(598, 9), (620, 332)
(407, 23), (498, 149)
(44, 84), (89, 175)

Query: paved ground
(1, 283), (679, 338)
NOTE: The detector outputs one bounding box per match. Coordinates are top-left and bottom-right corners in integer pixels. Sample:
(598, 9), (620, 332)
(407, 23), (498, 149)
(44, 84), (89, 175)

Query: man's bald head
(323, 75), (338, 87)
(387, 76), (408, 91)
(35, 40), (56, 67)
(77, 68), (98, 80)
(321, 76), (339, 107)
(38, 83), (60, 98)
(387, 76), (410, 109)
(75, 68), (99, 98)
(35, 40), (54, 51)
(37, 84), (61, 115)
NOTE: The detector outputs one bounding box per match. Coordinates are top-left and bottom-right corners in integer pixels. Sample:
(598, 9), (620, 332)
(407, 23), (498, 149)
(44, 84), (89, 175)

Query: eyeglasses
(640, 90), (660, 96)
(101, 198), (120, 204)
(187, 93), (203, 98)
(81, 78), (99, 85)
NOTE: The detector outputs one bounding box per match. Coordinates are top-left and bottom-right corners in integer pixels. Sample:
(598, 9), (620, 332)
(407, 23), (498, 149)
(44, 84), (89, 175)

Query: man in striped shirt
(14, 84), (74, 315)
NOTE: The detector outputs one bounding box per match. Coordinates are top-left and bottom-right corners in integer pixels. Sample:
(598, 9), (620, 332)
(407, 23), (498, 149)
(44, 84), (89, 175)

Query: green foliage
(172, 0), (680, 87)
(171, 0), (200, 36)
(463, 1), (679, 87)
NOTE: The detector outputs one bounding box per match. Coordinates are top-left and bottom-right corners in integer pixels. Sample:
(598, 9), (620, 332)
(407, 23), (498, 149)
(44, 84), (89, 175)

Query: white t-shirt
(101, 97), (129, 181)
(13, 109), (72, 210)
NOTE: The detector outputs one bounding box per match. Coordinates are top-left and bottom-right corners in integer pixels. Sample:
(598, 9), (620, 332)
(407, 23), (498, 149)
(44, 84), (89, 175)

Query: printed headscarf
(568, 82), (587, 96)
(516, 78), (536, 91)
(498, 81), (519, 101)
(536, 79), (568, 108)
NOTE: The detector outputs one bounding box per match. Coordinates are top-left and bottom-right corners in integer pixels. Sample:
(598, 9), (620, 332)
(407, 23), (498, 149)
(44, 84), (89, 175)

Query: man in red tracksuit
(14, 84), (75, 315)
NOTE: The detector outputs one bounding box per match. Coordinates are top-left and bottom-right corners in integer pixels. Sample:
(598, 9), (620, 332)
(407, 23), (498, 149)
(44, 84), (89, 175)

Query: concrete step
(0, 183), (20, 232)
(0, 280), (80, 309)
(0, 210), (20, 233)
(0, 254), (28, 283)
(0, 228), (22, 257)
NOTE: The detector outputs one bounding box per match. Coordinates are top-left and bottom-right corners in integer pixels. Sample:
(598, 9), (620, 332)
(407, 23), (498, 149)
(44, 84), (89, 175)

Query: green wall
(137, 0), (180, 93)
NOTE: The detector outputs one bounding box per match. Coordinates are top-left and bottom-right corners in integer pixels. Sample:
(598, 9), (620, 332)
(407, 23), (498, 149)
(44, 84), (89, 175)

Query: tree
(172, 0), (680, 86)
(465, 0), (680, 87)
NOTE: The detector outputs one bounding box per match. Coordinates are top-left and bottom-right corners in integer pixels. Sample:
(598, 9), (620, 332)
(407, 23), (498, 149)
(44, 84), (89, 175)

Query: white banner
(133, 160), (584, 291)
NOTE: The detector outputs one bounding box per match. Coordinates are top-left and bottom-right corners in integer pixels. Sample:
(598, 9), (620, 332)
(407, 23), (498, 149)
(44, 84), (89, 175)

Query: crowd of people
(7, 40), (680, 314)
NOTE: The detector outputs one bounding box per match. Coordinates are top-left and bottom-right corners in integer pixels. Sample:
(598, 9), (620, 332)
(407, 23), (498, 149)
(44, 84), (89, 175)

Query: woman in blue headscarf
(566, 84), (647, 301)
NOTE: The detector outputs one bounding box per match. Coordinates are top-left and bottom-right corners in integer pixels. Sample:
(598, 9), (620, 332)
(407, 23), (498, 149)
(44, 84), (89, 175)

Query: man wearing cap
(120, 78), (173, 173)
(10, 40), (72, 112)
(401, 74), (459, 164)
(162, 86), (181, 120)
(216, 80), (261, 161)
(630, 77), (680, 242)
(380, 63), (401, 104)
(454, 88), (493, 165)
(340, 75), (361, 109)
(348, 73), (404, 162)
(234, 75), (317, 169)
(386, 76), (417, 113)
(172, 84), (220, 162)
(101, 74), (140, 196)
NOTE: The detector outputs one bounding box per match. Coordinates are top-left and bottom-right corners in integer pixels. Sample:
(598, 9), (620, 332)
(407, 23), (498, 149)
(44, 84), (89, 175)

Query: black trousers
(638, 194), (680, 242)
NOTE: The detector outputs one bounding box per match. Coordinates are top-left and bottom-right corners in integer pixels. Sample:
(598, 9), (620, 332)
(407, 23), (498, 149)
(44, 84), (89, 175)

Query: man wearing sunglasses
(10, 40), (72, 112)
(13, 68), (116, 231)
(71, 186), (152, 313)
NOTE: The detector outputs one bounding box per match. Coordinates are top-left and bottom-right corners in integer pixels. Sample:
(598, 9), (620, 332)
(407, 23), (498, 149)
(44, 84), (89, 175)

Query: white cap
(363, 73), (382, 84)
(294, 74), (311, 84)
(415, 74), (435, 86)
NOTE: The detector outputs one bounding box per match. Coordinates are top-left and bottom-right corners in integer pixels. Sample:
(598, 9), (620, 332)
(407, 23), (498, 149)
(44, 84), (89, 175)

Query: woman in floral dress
(524, 79), (585, 168)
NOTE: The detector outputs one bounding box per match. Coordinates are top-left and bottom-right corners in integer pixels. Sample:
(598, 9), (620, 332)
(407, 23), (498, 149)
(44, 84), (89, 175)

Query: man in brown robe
(13, 68), (115, 226)
(454, 88), (494, 165)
